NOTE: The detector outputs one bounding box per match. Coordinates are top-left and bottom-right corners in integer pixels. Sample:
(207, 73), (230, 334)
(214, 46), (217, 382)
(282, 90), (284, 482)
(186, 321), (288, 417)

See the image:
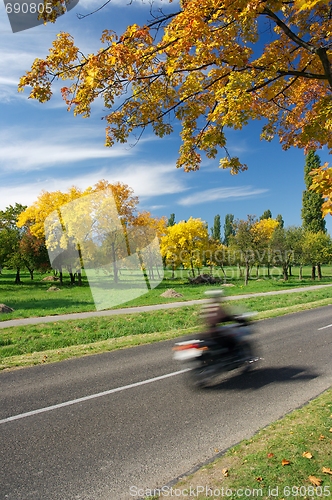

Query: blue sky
(1, 0), (331, 237)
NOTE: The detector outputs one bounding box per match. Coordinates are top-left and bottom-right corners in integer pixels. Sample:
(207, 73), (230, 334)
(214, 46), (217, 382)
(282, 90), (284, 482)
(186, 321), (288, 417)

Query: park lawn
(0, 265), (332, 322)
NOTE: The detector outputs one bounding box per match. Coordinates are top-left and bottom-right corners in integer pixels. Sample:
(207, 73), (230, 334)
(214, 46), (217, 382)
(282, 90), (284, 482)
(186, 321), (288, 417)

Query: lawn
(1, 265), (332, 322)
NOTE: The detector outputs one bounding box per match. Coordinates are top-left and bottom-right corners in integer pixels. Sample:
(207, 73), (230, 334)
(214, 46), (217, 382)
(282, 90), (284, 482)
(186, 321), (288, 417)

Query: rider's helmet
(200, 289), (225, 325)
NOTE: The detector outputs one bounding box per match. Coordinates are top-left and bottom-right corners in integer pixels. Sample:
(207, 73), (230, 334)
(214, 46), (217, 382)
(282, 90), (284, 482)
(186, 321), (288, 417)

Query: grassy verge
(1, 266), (332, 322)
(162, 389), (332, 500)
(1, 288), (332, 370)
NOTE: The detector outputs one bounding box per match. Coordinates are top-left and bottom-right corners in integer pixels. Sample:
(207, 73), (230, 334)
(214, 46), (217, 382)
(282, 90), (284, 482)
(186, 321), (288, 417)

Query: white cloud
(178, 186), (269, 206)
(0, 161), (188, 211)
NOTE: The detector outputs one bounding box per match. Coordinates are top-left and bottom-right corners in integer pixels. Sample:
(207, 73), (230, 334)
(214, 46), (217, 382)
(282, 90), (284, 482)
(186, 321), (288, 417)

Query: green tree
(260, 210), (272, 220)
(302, 151), (326, 233)
(211, 214), (221, 242)
(223, 214), (235, 246)
(167, 213), (176, 227)
(276, 214), (285, 229)
(301, 150), (327, 279)
(0, 204), (27, 284)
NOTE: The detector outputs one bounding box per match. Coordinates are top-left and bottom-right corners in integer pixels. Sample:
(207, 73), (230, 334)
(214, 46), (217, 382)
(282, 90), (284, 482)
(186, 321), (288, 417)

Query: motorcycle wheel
(185, 361), (216, 389)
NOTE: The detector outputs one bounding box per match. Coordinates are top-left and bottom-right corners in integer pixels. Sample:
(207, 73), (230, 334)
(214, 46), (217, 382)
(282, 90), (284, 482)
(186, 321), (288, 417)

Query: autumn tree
(17, 180), (163, 285)
(18, 0), (332, 174)
(160, 217), (209, 277)
(310, 164), (332, 216)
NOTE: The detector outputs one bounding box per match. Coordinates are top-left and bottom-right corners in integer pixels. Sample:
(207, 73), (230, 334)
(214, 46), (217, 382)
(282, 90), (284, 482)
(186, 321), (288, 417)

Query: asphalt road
(1, 306), (332, 500)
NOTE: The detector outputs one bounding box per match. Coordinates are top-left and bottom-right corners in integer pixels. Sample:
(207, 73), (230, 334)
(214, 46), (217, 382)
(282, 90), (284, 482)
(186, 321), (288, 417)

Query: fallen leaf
(309, 476), (322, 486)
(322, 467), (332, 475)
(256, 477), (263, 482)
(282, 459), (291, 466)
(329, 428), (332, 433)
(302, 451), (313, 459)
(267, 453), (274, 458)
(222, 468), (229, 477)
(215, 449), (219, 453)
(319, 435), (325, 440)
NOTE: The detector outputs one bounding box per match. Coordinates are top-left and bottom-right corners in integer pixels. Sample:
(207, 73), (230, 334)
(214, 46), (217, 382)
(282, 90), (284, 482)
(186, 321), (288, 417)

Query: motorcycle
(172, 313), (259, 388)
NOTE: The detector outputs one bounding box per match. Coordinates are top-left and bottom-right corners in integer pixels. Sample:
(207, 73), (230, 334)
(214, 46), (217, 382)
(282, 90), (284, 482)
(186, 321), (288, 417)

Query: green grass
(1, 287), (332, 370)
(1, 265), (332, 322)
(169, 389), (332, 500)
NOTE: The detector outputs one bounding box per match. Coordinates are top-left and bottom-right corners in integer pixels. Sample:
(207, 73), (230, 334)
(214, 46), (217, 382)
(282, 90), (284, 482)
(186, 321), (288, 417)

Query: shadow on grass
(203, 365), (320, 392)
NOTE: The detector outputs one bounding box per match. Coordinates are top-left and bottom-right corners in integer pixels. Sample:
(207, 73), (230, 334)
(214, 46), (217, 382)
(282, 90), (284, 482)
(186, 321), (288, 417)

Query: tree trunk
(14, 268), (22, 284)
(288, 265), (292, 276)
(299, 265), (303, 280)
(283, 264), (288, 281)
(311, 265), (316, 280)
(244, 262), (249, 286)
(27, 267), (34, 280)
(317, 263), (322, 280)
(59, 271), (63, 284)
(111, 243), (118, 284)
(77, 270), (82, 286)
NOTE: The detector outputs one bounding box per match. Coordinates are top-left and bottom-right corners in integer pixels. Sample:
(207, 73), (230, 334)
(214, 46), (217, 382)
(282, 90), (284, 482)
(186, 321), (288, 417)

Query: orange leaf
(267, 453), (274, 458)
(322, 467), (332, 475)
(302, 451), (313, 459)
(222, 468), (229, 477)
(256, 477), (263, 482)
(319, 435), (325, 440)
(309, 476), (322, 486)
(282, 459), (291, 466)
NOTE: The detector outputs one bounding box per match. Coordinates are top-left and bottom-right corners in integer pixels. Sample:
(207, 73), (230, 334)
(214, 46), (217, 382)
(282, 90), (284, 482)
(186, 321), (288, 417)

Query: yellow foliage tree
(17, 180), (164, 284)
(310, 164), (332, 216)
(160, 217), (209, 277)
(18, 0), (332, 173)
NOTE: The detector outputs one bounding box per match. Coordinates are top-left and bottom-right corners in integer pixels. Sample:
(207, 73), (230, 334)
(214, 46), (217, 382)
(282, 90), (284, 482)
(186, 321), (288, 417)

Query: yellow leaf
(309, 476), (322, 486)
(302, 451), (313, 459)
(322, 467), (332, 475)
(222, 468), (229, 477)
(282, 459), (291, 466)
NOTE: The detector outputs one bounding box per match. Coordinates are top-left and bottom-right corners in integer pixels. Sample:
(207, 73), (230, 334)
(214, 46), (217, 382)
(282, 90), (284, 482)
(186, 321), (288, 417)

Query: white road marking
(0, 369), (189, 425)
(318, 323), (332, 331)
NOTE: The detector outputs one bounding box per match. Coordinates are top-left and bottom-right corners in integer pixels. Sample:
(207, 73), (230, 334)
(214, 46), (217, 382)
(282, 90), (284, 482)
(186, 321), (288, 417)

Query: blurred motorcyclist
(200, 290), (243, 354)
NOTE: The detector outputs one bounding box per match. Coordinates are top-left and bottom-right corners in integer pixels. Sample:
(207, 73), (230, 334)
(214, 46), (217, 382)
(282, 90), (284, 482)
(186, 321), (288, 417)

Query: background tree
(310, 164), (332, 216)
(260, 210), (272, 220)
(223, 214), (235, 246)
(301, 150), (326, 279)
(270, 226), (297, 281)
(211, 214), (221, 242)
(276, 214), (285, 229)
(0, 204), (27, 284)
(167, 213), (176, 227)
(160, 217), (209, 278)
(17, 180), (162, 284)
(302, 231), (332, 279)
(229, 215), (257, 286)
(18, 0), (332, 173)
